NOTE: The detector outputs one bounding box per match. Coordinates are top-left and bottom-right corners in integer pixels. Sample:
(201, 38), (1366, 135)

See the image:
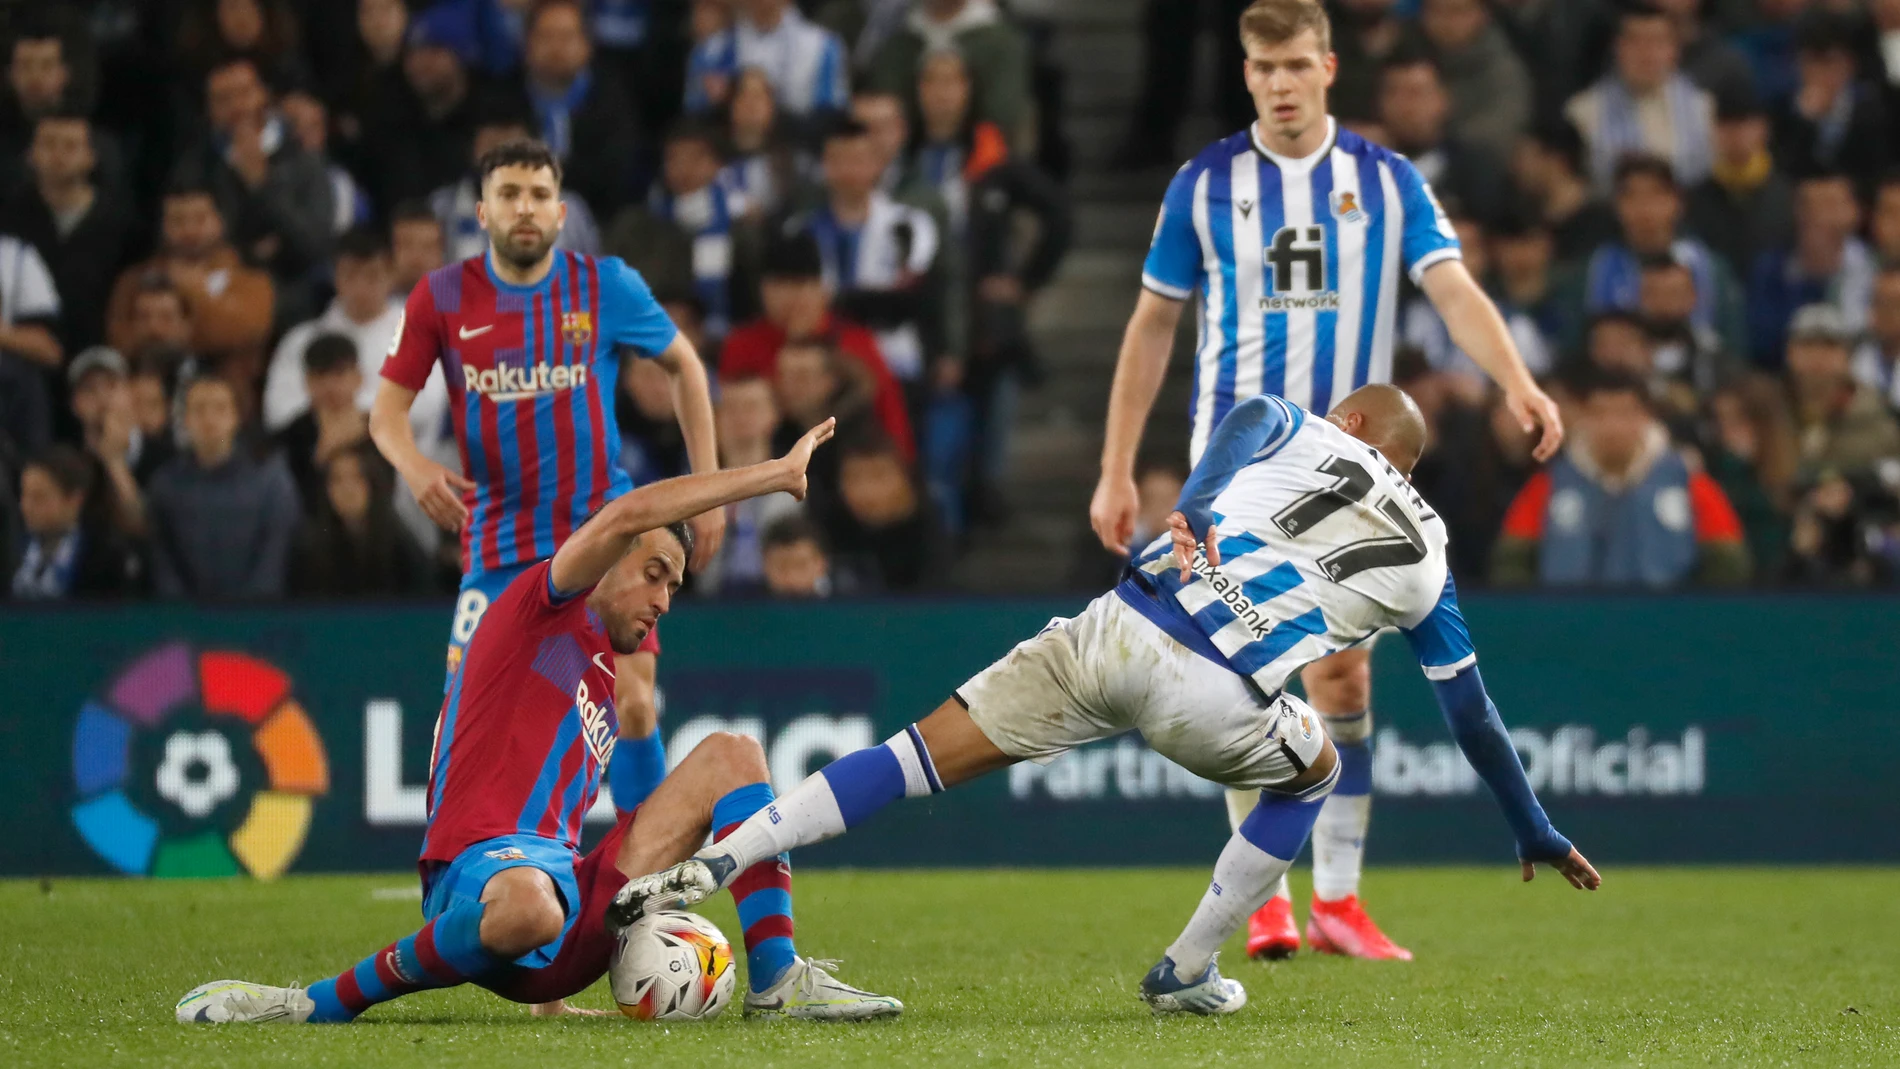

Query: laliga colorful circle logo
(69, 641), (330, 879)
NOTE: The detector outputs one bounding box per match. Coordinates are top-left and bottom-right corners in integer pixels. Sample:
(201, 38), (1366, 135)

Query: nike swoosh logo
(459, 324), (494, 340)
(592, 653), (616, 677)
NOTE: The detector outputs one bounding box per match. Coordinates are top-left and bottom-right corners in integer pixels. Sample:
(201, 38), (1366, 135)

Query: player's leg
(1226, 783), (1298, 959)
(441, 566), (519, 692)
(608, 634), (666, 815)
(1300, 647), (1410, 961)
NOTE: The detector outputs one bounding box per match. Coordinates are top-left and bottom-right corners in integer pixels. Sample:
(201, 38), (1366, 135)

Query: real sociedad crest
(1330, 190), (1366, 224)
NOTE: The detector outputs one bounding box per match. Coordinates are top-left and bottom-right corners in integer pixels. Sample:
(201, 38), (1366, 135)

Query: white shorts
(956, 592), (1330, 792)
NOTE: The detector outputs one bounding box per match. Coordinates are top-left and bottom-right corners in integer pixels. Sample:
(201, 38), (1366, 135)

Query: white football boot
(606, 854), (734, 931)
(1138, 955), (1248, 1015)
(743, 957), (903, 1021)
(176, 981), (316, 1024)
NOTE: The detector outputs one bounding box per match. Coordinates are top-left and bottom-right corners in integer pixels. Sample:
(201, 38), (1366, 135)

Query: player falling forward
(369, 137), (719, 815)
(613, 386), (1599, 1014)
(177, 419), (901, 1024)
(1088, 0), (1566, 961)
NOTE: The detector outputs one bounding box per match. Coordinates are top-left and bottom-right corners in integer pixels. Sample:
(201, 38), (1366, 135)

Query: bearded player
(369, 138), (716, 816)
(178, 418), (902, 1024)
(1087, 0), (1566, 961)
(614, 387), (1599, 1015)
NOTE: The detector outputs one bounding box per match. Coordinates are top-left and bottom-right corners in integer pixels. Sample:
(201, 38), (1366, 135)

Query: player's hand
(1506, 385), (1565, 463)
(1521, 847), (1600, 891)
(400, 456), (475, 533)
(687, 508), (725, 573)
(1089, 472), (1139, 556)
(1167, 510), (1218, 582)
(776, 417), (837, 501)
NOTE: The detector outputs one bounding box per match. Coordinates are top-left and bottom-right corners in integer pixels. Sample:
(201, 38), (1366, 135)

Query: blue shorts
(443, 563), (531, 691)
(421, 833), (581, 970)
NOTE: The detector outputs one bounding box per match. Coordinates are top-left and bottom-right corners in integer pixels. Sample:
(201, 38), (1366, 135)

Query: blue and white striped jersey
(1141, 120), (1462, 462)
(1119, 395), (1477, 698)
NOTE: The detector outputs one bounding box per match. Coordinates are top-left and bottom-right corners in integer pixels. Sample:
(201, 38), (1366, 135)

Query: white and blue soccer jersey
(1141, 120), (1462, 462)
(1118, 395), (1478, 698)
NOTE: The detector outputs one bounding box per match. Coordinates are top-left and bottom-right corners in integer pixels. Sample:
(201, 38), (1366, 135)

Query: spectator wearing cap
(1784, 303), (1900, 478)
(685, 0), (849, 119)
(430, 109), (602, 264)
(1378, 51), (1509, 228)
(272, 333), (367, 508)
(362, 5), (510, 209)
(388, 201), (446, 296)
(9, 443), (143, 601)
(1685, 93), (1795, 282)
(0, 114), (138, 355)
(1510, 121), (1618, 268)
(69, 347), (167, 526)
(638, 119), (754, 340)
(761, 511), (841, 598)
(1651, 0), (1756, 105)
(1584, 156), (1745, 357)
(278, 89), (373, 236)
(1493, 370), (1751, 588)
(696, 375), (803, 595)
(521, 0), (643, 220)
(1565, 5), (1716, 193)
(1853, 267), (1900, 410)
(720, 230), (915, 461)
(1780, 14), (1892, 186)
(172, 56), (335, 309)
(1747, 172), (1877, 366)
(865, 0), (1029, 146)
(105, 185), (274, 396)
(1413, 0), (1531, 164)
(146, 374), (301, 599)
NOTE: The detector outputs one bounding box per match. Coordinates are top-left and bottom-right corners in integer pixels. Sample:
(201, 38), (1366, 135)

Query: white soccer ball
(610, 910), (738, 1021)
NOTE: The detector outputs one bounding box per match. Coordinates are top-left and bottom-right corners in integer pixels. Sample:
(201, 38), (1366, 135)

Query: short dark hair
(25, 443), (93, 498)
(1580, 367), (1650, 405)
(1490, 210), (1549, 242)
(389, 199), (439, 227)
(656, 291), (707, 324)
(762, 230), (824, 280)
(183, 372), (239, 404)
(133, 271), (185, 304)
(665, 116), (723, 151)
(524, 0), (587, 37)
(303, 333), (359, 376)
(1638, 253), (1691, 277)
(1379, 46), (1440, 84)
(163, 180), (218, 205)
(1796, 12), (1858, 57)
(1528, 119), (1586, 175)
(334, 225), (390, 263)
(763, 512), (823, 552)
(659, 520), (695, 565)
(478, 137), (563, 187)
(1613, 154), (1678, 195)
(1619, 1), (1668, 28)
(838, 430), (903, 465)
(823, 118), (873, 146)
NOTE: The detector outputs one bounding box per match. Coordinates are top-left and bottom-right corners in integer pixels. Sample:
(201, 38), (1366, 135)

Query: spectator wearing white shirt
(684, 0), (848, 119)
(0, 229), (63, 374)
(1565, 5), (1715, 193)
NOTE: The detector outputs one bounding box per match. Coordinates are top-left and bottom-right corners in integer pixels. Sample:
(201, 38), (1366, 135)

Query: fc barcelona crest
(1330, 190), (1365, 224)
(561, 311), (595, 345)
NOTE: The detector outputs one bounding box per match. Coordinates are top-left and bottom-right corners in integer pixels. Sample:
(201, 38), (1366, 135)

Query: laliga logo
(70, 641), (330, 879)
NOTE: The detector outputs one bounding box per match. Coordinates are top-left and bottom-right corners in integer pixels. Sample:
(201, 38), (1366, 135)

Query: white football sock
(1311, 792), (1370, 901)
(1225, 788), (1289, 903)
(702, 770), (844, 873)
(1166, 830), (1295, 980)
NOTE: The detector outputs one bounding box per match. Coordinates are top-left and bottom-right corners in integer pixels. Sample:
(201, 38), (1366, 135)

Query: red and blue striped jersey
(382, 251), (680, 575)
(421, 560), (618, 862)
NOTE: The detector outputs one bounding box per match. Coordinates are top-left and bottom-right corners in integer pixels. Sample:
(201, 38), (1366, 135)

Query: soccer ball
(610, 910), (737, 1021)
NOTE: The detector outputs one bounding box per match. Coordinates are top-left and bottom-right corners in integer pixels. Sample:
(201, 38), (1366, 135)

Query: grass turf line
(1, 867), (1895, 1068)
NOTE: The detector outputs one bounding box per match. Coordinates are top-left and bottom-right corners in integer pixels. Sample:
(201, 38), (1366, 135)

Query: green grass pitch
(2, 867), (1896, 1067)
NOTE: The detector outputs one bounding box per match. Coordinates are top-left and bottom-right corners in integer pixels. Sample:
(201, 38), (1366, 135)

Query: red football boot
(1305, 895), (1413, 961)
(1245, 896), (1300, 960)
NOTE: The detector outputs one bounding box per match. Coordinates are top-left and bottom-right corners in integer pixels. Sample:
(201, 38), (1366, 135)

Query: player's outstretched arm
(1418, 260), (1564, 462)
(550, 418), (836, 595)
(653, 333), (725, 572)
(1091, 289), (1185, 554)
(369, 379), (473, 532)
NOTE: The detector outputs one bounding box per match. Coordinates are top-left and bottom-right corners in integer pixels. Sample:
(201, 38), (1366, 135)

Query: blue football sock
(609, 730), (668, 815)
(305, 898), (502, 1022)
(711, 783), (798, 991)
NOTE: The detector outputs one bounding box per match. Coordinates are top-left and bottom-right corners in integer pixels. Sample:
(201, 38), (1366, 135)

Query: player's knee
(699, 731), (768, 781)
(480, 891), (565, 959)
(1282, 735), (1339, 798)
(1309, 669), (1371, 717)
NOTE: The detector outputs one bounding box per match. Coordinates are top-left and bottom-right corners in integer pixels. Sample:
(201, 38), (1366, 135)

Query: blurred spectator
(720, 230), (915, 460)
(264, 228), (409, 430)
(1409, 380), (1540, 582)
(853, 87), (941, 210)
(685, 0), (849, 119)
(1747, 172), (1876, 365)
(8, 444), (142, 600)
(1329, 0), (1409, 127)
(800, 119), (945, 389)
(1853, 268), (1900, 408)
(146, 375), (300, 599)
(0, 23), (125, 195)
(1490, 216), (1577, 358)
(717, 66), (809, 222)
(698, 376), (802, 594)
(173, 57), (335, 302)
(272, 333), (367, 506)
(389, 200), (447, 293)
(824, 431), (950, 591)
(1565, 5), (1715, 193)
(1783, 304), (1900, 479)
(433, 108), (602, 263)
(0, 229), (63, 377)
(107, 186), (274, 392)
(0, 115), (139, 356)
(362, 6), (507, 208)
(772, 337), (880, 504)
(120, 278), (198, 375)
(289, 441), (431, 598)
(1403, 210), (1551, 390)
(1414, 0), (1531, 163)
(176, 0), (310, 91)
(1112, 0), (1251, 168)
(1774, 13), (1889, 186)
(1489, 0), (1618, 125)
(1492, 370), (1751, 587)
(1873, 173), (1900, 269)
(1583, 311), (1656, 381)
(128, 366), (175, 469)
(1376, 51), (1508, 227)
(0, 346), (51, 466)
(865, 0), (1030, 145)
(642, 119), (752, 339)
(1639, 256), (1736, 424)
(1510, 121), (1617, 265)
(1784, 467), (1900, 585)
(1877, 0), (1900, 138)
(279, 89), (372, 235)
(761, 511), (835, 598)
(1703, 375), (1797, 580)
(1732, 0), (1819, 112)
(325, 0), (410, 152)
(591, 0), (692, 135)
(1685, 93), (1795, 282)
(68, 348), (165, 530)
(1068, 458), (1185, 590)
(522, 0), (642, 219)
(1651, 0), (1756, 104)
(1585, 156), (1743, 356)
(617, 347), (689, 486)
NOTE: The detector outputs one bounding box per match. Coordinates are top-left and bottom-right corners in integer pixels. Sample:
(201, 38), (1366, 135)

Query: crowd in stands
(1, 0), (1071, 602)
(1119, 0), (1900, 589)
